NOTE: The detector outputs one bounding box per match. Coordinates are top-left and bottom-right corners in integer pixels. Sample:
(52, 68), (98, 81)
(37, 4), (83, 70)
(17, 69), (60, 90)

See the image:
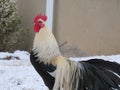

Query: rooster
(30, 14), (120, 90)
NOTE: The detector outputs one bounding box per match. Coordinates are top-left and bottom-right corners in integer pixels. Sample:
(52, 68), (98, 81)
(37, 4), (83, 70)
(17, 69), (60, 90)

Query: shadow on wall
(60, 42), (87, 57)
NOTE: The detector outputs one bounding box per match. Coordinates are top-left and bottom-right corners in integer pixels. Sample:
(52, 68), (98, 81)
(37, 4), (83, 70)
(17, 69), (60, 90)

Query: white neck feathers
(33, 25), (61, 64)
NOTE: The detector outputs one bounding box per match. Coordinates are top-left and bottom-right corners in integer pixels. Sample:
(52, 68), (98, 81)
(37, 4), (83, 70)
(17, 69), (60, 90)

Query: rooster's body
(30, 14), (120, 90)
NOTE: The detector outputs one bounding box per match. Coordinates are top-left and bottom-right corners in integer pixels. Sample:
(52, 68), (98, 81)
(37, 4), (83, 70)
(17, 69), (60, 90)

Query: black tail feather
(78, 59), (120, 90)
(86, 59), (120, 75)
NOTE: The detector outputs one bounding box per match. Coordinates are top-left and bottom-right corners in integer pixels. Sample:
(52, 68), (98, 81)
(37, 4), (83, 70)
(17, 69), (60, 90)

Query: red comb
(34, 14), (47, 22)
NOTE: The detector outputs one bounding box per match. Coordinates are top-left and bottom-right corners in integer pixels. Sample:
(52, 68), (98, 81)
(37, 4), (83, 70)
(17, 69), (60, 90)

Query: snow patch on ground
(0, 50), (48, 90)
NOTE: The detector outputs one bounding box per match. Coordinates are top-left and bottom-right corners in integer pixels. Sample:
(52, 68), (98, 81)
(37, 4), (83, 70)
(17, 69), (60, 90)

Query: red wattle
(34, 24), (41, 32)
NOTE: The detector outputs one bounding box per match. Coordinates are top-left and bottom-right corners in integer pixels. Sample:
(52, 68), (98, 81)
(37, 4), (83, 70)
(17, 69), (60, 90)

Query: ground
(0, 50), (120, 90)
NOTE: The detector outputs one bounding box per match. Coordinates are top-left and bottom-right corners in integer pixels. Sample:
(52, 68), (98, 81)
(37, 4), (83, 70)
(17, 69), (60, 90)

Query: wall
(53, 0), (120, 56)
(16, 0), (46, 51)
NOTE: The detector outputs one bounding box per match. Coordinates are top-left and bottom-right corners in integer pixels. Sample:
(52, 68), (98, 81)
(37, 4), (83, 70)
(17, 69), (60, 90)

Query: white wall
(46, 0), (54, 31)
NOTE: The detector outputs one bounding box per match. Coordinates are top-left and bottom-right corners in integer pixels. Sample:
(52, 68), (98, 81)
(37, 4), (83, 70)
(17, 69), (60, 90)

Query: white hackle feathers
(33, 25), (61, 64)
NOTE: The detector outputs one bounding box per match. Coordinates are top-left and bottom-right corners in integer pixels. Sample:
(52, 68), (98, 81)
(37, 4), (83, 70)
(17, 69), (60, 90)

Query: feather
(33, 26), (61, 64)
(30, 51), (55, 90)
(53, 58), (120, 90)
(85, 59), (120, 75)
(78, 60), (120, 90)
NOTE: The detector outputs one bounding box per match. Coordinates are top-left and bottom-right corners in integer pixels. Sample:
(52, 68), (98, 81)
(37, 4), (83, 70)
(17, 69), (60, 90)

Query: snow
(0, 50), (48, 90)
(0, 50), (120, 90)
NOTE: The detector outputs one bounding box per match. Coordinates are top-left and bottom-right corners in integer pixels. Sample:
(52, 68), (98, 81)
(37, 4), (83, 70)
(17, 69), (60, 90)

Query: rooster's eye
(38, 21), (42, 23)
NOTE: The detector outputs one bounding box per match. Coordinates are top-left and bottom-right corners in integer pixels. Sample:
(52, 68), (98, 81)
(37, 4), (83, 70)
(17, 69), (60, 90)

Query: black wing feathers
(30, 51), (55, 90)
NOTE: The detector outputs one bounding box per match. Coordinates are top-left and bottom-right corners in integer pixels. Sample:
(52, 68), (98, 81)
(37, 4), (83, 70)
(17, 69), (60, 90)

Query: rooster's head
(34, 14), (47, 32)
